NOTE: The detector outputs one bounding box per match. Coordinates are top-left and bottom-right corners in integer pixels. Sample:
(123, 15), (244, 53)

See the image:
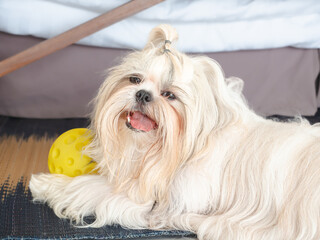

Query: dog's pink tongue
(130, 111), (157, 132)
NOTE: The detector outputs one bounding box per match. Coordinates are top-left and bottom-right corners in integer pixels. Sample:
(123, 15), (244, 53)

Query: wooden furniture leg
(0, 0), (164, 78)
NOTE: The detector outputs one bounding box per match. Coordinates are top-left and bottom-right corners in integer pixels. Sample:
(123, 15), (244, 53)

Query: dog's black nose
(136, 90), (153, 104)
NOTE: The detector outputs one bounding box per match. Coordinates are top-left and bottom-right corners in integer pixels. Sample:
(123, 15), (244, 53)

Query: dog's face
(88, 25), (239, 201)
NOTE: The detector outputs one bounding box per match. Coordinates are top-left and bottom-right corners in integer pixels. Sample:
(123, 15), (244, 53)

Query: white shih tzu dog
(30, 25), (320, 240)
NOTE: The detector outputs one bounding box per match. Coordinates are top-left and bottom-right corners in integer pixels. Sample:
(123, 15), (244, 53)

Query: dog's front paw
(29, 173), (71, 202)
(29, 173), (113, 224)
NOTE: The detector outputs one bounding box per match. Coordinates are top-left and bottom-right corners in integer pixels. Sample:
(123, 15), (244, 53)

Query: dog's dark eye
(161, 91), (176, 100)
(129, 76), (142, 84)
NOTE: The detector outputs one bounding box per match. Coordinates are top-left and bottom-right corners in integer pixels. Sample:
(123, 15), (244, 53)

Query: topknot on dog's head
(144, 24), (179, 53)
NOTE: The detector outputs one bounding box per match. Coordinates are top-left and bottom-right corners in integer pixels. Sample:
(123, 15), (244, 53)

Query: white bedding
(0, 0), (320, 53)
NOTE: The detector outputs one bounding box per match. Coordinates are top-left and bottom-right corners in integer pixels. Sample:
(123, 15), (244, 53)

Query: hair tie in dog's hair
(164, 40), (172, 53)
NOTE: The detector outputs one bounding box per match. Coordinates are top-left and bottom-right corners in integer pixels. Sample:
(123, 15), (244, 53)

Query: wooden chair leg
(0, 0), (164, 78)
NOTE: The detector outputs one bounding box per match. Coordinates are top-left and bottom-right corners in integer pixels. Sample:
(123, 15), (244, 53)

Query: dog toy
(48, 128), (97, 177)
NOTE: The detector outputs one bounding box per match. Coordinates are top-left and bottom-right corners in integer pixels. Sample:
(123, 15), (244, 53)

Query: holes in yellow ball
(56, 167), (63, 174)
(49, 163), (56, 173)
(82, 155), (92, 163)
(85, 165), (97, 175)
(76, 129), (86, 135)
(67, 157), (74, 166)
(52, 148), (60, 159)
(65, 135), (76, 145)
(74, 169), (82, 176)
(75, 143), (86, 152)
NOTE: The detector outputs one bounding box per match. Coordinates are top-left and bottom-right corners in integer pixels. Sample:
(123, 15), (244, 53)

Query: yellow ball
(48, 128), (97, 177)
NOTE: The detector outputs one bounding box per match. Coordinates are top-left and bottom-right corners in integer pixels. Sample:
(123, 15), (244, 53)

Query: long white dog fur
(29, 25), (320, 240)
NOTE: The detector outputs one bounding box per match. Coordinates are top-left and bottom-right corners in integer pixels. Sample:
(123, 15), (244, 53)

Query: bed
(0, 0), (319, 118)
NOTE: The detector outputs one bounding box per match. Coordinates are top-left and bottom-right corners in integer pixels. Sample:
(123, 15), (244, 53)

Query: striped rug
(0, 116), (195, 240)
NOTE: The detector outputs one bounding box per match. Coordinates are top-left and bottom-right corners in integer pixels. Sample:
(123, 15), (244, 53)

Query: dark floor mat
(0, 177), (195, 240)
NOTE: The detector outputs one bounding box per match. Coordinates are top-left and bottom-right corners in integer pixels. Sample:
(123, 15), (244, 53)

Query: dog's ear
(226, 77), (244, 94)
(197, 57), (229, 100)
(144, 24), (178, 51)
(195, 57), (243, 129)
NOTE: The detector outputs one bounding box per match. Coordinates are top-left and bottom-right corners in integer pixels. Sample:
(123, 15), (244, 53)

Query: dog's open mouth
(126, 111), (158, 132)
